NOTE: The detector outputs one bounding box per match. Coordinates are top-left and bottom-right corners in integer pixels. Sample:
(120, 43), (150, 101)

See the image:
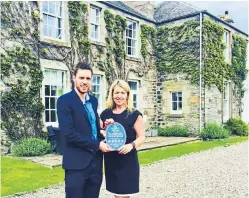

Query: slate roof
(101, 1), (156, 22)
(100, 1), (248, 36)
(154, 1), (203, 23)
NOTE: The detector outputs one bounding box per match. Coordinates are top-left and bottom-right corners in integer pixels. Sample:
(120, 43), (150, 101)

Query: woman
(100, 79), (145, 198)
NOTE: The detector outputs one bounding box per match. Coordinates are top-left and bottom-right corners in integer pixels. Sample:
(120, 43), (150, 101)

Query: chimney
(123, 1), (154, 19)
(218, 11), (234, 24)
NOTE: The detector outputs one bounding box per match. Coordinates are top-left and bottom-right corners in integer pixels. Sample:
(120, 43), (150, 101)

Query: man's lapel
(71, 89), (91, 125)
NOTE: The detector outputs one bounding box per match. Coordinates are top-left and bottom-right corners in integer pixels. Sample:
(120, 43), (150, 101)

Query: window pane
(133, 102), (137, 108)
(93, 85), (99, 93)
(132, 40), (136, 48)
(57, 28), (62, 39)
(179, 102), (182, 110)
(172, 102), (177, 110)
(51, 86), (57, 96)
(128, 81), (137, 90)
(50, 71), (57, 85)
(127, 38), (131, 47)
(45, 110), (50, 122)
(127, 22), (132, 29)
(172, 93), (177, 101)
(56, 5), (62, 17)
(45, 97), (49, 109)
(47, 26), (53, 37)
(43, 2), (48, 13)
(43, 14), (48, 24)
(45, 85), (50, 96)
(57, 86), (63, 96)
(95, 25), (99, 39)
(90, 8), (96, 24)
(48, 15), (55, 26)
(128, 47), (131, 55)
(178, 92), (182, 101)
(49, 2), (56, 15)
(128, 29), (132, 38)
(50, 97), (56, 109)
(43, 24), (48, 36)
(132, 22), (136, 31)
(51, 110), (56, 122)
(96, 11), (100, 24)
(133, 94), (137, 102)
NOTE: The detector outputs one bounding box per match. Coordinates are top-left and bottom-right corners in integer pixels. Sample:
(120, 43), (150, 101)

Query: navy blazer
(57, 89), (102, 170)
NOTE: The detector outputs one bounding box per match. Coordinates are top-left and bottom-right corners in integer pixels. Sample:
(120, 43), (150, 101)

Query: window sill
(90, 40), (106, 47)
(125, 56), (142, 63)
(167, 114), (184, 118)
(41, 37), (71, 48)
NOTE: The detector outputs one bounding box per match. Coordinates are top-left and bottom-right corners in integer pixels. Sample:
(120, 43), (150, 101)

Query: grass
(138, 136), (248, 165)
(1, 157), (64, 196)
(1, 136), (248, 196)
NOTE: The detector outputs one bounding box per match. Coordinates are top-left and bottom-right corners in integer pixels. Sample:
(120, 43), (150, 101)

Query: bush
(158, 126), (189, 137)
(12, 138), (53, 157)
(224, 117), (248, 136)
(199, 123), (231, 140)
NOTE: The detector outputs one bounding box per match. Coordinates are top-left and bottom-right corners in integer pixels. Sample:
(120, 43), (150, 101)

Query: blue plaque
(106, 122), (126, 150)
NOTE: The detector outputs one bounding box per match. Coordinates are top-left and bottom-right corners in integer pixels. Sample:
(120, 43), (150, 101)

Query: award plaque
(105, 122), (126, 150)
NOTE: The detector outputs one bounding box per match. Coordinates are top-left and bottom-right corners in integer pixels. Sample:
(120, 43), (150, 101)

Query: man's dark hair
(73, 62), (93, 76)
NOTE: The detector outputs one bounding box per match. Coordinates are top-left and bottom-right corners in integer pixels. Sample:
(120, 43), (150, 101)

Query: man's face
(73, 69), (92, 94)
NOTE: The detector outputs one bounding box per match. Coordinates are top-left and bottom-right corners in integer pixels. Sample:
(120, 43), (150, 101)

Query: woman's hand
(104, 118), (115, 129)
(118, 144), (133, 154)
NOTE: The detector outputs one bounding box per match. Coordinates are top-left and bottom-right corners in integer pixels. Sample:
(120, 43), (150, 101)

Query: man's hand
(104, 118), (115, 129)
(100, 130), (106, 138)
(99, 140), (113, 152)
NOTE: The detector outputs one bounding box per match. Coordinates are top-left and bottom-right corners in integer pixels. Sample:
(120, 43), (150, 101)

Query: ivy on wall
(140, 24), (156, 68)
(156, 20), (200, 83)
(202, 19), (229, 90)
(99, 10), (126, 84)
(231, 34), (247, 113)
(68, 1), (90, 63)
(156, 18), (247, 97)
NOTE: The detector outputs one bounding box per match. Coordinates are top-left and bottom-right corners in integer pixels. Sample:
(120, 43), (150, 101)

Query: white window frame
(92, 75), (102, 112)
(223, 30), (230, 63)
(90, 6), (100, 41)
(44, 69), (66, 127)
(128, 81), (139, 109)
(42, 1), (63, 40)
(171, 92), (182, 114)
(223, 81), (230, 122)
(126, 20), (138, 57)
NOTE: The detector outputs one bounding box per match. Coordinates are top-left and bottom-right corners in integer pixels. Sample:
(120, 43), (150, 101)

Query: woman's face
(113, 85), (128, 107)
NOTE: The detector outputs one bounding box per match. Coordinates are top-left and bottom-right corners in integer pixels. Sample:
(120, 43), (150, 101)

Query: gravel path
(6, 141), (248, 198)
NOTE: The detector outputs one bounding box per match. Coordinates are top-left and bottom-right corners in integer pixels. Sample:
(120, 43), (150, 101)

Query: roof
(100, 1), (248, 37)
(154, 1), (202, 23)
(101, 1), (155, 23)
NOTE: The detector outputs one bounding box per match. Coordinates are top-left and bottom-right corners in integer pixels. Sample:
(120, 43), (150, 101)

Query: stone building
(1, 0), (248, 146)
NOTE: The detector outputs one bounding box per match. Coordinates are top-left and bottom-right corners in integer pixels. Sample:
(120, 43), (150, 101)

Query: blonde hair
(106, 79), (134, 112)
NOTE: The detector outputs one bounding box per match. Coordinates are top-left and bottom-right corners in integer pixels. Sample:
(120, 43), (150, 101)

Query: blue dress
(100, 109), (142, 195)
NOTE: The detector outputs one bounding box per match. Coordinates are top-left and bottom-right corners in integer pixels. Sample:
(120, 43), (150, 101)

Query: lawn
(1, 136), (248, 196)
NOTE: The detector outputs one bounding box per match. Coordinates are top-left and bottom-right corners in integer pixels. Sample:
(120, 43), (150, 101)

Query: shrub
(199, 123), (231, 140)
(224, 117), (249, 136)
(12, 138), (53, 157)
(158, 125), (189, 137)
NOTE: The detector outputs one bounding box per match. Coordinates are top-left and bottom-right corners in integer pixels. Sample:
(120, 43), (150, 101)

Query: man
(57, 62), (112, 198)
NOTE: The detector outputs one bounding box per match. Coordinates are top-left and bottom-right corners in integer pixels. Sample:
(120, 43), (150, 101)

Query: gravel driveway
(6, 141), (248, 198)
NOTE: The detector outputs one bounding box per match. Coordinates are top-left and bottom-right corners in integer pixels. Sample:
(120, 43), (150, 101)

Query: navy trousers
(65, 153), (103, 198)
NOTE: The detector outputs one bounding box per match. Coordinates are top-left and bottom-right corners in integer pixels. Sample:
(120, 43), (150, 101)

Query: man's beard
(76, 85), (88, 94)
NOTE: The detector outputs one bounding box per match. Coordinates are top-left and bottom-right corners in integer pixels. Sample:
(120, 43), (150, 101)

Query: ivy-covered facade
(1, 1), (248, 148)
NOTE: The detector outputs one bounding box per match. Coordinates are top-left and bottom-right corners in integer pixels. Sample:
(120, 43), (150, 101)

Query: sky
(155, 1), (249, 34)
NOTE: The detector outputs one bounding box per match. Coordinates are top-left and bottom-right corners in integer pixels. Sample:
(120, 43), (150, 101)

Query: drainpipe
(199, 12), (203, 133)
